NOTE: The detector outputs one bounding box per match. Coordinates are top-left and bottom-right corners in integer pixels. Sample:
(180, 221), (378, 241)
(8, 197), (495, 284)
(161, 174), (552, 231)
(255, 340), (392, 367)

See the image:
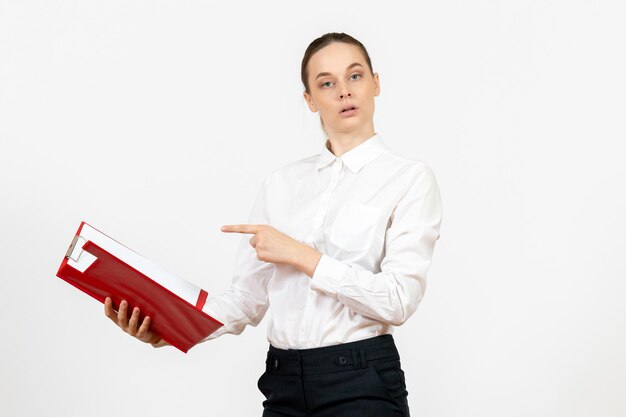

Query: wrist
(293, 244), (322, 278)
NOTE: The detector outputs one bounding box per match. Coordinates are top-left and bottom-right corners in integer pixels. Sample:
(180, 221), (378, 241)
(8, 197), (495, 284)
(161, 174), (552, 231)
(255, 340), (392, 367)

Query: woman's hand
(104, 297), (169, 348)
(221, 224), (322, 277)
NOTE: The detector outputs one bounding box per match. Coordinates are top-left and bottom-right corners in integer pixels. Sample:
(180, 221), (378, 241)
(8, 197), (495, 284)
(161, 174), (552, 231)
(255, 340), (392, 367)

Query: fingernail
(121, 301), (127, 307)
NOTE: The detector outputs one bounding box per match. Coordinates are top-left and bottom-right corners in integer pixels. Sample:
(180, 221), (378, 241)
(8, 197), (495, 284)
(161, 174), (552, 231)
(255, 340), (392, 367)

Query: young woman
(104, 32), (443, 417)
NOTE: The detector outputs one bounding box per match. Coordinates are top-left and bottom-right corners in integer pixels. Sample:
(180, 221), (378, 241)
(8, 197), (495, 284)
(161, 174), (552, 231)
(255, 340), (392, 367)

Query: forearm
(309, 253), (424, 326)
(198, 284), (271, 343)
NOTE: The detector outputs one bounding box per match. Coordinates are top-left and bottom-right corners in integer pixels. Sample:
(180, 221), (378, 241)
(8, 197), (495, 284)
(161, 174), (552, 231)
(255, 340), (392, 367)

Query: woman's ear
(373, 73), (380, 97)
(303, 91), (318, 112)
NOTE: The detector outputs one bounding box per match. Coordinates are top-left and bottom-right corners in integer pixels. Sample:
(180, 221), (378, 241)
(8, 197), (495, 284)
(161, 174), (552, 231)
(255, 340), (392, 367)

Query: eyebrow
(315, 62), (364, 80)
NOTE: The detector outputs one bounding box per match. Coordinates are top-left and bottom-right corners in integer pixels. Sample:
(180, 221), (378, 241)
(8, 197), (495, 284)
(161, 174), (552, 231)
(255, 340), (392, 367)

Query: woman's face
(303, 42), (380, 137)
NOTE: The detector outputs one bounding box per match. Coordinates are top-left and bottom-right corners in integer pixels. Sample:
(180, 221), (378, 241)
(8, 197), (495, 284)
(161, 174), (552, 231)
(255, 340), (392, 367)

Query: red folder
(56, 221), (223, 353)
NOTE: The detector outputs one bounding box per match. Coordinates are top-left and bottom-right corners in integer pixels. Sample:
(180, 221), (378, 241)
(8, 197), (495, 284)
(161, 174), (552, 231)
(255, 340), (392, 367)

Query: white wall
(1, 1), (624, 416)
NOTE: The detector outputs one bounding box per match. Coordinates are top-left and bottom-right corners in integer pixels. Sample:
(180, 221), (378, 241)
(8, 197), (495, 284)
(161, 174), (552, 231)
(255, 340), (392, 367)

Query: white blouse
(201, 133), (443, 349)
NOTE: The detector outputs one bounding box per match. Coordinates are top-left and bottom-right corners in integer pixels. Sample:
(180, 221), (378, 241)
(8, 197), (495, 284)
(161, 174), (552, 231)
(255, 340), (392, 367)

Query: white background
(1, 1), (625, 416)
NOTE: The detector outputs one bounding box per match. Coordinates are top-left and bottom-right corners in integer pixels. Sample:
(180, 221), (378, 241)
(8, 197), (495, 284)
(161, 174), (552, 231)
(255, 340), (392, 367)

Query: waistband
(265, 334), (400, 376)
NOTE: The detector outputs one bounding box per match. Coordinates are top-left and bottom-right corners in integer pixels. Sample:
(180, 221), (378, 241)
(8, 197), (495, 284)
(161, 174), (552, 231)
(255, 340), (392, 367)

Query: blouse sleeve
(309, 163), (443, 326)
(199, 176), (275, 342)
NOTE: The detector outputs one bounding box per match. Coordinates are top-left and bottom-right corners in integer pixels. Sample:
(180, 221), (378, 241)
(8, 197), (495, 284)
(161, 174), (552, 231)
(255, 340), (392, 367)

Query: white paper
(66, 223), (202, 305)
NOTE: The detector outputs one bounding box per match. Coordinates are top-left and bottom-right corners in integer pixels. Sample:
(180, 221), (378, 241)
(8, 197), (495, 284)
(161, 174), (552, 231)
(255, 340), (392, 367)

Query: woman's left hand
(221, 224), (322, 277)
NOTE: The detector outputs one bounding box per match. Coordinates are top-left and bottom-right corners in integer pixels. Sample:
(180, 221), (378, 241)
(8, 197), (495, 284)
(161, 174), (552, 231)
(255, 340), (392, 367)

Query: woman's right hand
(104, 297), (169, 348)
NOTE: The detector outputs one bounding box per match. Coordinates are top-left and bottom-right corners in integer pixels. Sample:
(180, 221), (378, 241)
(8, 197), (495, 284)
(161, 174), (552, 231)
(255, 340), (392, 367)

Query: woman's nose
(338, 79), (352, 99)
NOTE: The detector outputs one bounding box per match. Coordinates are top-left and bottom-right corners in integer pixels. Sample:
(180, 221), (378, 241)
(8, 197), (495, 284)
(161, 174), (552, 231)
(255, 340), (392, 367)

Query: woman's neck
(326, 126), (376, 157)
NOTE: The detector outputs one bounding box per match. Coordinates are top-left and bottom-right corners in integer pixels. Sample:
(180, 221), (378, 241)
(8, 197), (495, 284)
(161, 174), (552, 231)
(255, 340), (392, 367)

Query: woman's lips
(339, 107), (358, 118)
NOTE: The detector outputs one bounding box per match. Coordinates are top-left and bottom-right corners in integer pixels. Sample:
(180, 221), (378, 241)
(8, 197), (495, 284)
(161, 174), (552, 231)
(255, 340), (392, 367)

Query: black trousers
(257, 334), (410, 417)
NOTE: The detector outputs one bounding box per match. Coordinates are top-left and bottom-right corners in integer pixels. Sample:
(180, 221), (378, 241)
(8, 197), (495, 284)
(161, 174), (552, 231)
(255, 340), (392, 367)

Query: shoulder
(378, 148), (439, 184)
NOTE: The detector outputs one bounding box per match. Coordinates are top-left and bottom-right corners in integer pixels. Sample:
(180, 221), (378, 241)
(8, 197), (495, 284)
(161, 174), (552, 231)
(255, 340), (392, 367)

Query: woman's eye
(320, 74), (360, 88)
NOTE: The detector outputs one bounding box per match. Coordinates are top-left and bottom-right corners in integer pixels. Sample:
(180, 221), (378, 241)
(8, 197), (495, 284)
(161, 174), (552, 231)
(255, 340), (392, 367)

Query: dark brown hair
(301, 33), (375, 137)
(301, 32), (374, 94)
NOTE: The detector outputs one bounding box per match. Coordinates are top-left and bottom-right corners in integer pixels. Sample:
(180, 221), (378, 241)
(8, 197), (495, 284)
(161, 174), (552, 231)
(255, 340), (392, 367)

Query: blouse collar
(315, 133), (388, 174)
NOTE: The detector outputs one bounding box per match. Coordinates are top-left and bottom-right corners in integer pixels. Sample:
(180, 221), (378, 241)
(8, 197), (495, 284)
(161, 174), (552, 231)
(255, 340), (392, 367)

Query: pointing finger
(221, 224), (259, 234)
